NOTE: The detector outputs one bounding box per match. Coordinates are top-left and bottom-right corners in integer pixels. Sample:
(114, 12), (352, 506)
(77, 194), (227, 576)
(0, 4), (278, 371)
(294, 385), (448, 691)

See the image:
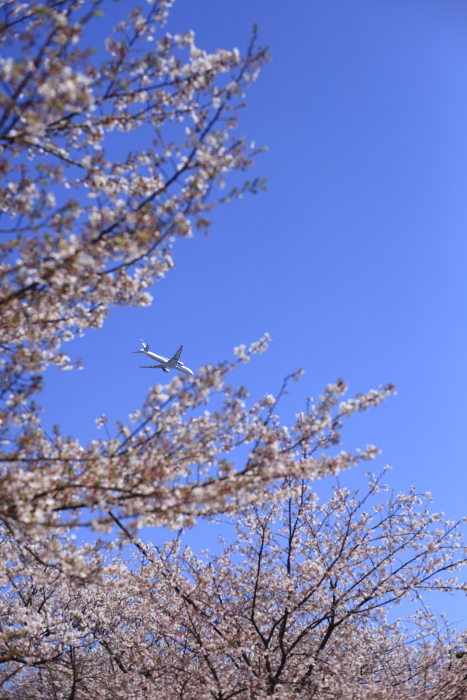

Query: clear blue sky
(42, 0), (467, 559)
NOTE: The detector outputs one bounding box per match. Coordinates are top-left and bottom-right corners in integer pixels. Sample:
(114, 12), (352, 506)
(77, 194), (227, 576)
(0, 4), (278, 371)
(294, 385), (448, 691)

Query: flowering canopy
(1, 474), (467, 698)
(0, 2), (465, 698)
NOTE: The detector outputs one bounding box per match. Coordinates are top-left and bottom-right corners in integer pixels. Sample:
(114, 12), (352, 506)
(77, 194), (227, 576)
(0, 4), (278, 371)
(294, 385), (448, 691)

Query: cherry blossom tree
(0, 0), (394, 545)
(1, 473), (467, 699)
(0, 3), (466, 698)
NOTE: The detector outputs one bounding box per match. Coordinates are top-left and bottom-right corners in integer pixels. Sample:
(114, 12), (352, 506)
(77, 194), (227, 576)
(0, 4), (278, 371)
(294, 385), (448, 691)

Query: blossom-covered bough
(0, 0), (394, 539)
(0, 2), (466, 697)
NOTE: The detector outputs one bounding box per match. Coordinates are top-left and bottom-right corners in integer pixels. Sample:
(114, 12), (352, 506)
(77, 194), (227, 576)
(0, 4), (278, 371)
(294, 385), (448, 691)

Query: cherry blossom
(1, 474), (466, 698)
(0, 4), (466, 698)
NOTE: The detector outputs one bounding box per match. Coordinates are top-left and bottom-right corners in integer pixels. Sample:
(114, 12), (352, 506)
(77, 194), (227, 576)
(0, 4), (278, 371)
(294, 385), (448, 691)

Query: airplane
(133, 339), (194, 375)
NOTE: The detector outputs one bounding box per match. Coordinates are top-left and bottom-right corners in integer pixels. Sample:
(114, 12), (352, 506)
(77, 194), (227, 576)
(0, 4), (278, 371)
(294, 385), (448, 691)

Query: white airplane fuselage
(135, 347), (193, 375)
(144, 350), (172, 365)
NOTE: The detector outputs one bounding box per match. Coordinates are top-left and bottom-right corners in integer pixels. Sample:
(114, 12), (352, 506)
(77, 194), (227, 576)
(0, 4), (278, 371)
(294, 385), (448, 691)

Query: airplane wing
(169, 345), (183, 363)
(140, 365), (170, 373)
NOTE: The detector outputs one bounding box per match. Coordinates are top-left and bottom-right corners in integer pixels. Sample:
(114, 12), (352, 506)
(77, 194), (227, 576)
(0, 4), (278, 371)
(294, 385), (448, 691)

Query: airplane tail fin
(133, 339), (150, 354)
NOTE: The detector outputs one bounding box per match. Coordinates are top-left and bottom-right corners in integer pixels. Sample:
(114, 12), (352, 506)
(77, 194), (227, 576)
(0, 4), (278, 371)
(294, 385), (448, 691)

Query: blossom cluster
(1, 474), (466, 698)
(0, 0), (268, 433)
